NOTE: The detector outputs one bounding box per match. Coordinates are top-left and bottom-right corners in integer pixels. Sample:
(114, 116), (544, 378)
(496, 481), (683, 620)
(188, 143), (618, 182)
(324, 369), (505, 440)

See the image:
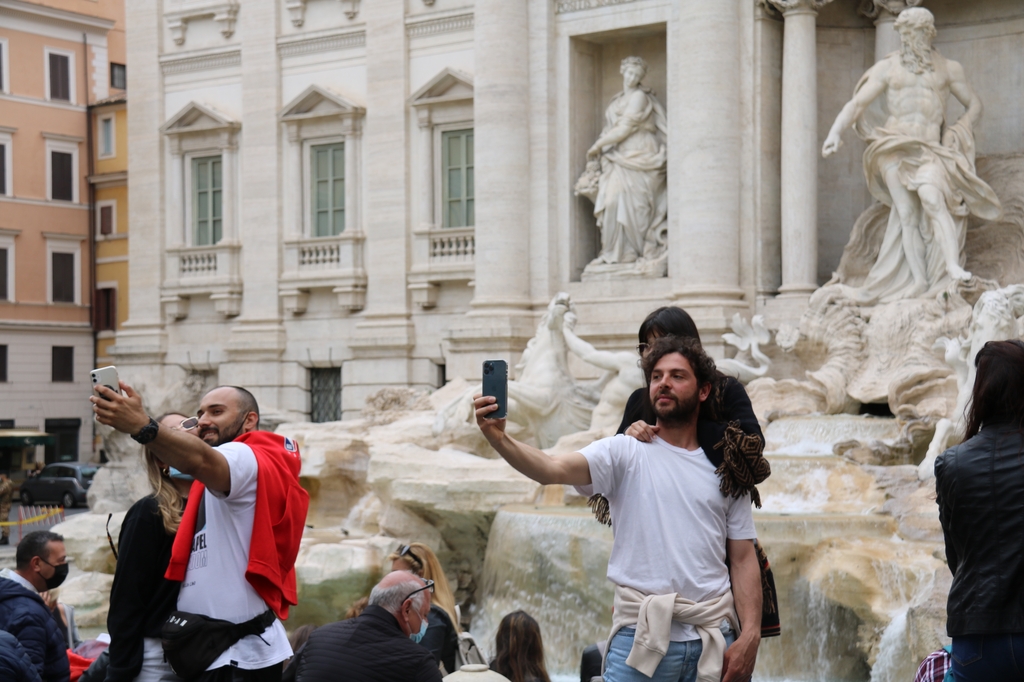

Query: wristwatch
(131, 417), (160, 445)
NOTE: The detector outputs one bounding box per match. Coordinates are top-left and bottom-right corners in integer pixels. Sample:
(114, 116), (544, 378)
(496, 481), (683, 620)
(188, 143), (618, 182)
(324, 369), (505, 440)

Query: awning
(0, 430), (56, 447)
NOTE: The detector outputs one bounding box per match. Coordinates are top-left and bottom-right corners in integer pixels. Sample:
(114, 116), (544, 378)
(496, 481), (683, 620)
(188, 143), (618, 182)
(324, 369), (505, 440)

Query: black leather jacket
(935, 423), (1024, 636)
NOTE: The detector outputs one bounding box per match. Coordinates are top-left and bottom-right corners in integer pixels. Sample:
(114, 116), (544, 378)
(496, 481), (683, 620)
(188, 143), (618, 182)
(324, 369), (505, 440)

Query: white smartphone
(91, 366), (121, 395)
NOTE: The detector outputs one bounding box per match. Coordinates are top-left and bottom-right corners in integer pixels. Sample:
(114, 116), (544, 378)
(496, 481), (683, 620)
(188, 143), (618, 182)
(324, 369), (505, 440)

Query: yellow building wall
(94, 107), (128, 176)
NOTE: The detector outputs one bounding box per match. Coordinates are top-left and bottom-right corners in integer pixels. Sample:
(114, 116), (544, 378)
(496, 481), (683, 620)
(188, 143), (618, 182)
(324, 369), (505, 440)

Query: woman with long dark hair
(490, 611), (551, 682)
(935, 339), (1024, 681)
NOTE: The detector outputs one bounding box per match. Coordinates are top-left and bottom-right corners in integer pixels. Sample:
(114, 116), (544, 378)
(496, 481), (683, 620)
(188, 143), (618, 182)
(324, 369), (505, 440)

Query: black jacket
(294, 605), (443, 682)
(0, 577), (70, 682)
(419, 604), (457, 674)
(105, 495), (182, 682)
(616, 376), (764, 468)
(935, 423), (1024, 636)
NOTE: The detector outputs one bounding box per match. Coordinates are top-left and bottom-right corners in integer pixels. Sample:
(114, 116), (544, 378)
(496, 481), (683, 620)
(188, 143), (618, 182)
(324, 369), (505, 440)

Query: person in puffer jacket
(0, 531), (71, 682)
(0, 630), (43, 682)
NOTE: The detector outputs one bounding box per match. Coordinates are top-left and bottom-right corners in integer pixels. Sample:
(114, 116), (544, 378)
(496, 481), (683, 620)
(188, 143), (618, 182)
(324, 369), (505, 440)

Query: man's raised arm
(92, 383), (232, 493)
(474, 394), (592, 486)
(822, 61), (889, 157)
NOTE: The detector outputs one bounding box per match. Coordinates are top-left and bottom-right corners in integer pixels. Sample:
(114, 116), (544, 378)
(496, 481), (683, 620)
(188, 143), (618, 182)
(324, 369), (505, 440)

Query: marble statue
(432, 293), (597, 449)
(561, 313), (644, 433)
(575, 56), (668, 278)
(822, 7), (1001, 305)
(718, 314), (773, 384)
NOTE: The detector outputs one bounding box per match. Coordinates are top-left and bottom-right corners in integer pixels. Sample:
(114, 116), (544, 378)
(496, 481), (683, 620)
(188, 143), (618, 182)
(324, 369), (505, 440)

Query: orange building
(0, 0), (125, 467)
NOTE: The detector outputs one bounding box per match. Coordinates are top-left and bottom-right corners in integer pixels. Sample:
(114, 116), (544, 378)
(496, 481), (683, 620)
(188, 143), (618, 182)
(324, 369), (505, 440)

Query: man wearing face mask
(0, 530), (71, 682)
(291, 571), (442, 682)
(92, 384), (309, 682)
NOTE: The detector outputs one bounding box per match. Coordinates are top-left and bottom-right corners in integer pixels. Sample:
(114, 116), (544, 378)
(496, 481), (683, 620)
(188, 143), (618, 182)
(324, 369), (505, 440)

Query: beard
(199, 413), (247, 446)
(899, 32), (934, 74)
(652, 389), (701, 427)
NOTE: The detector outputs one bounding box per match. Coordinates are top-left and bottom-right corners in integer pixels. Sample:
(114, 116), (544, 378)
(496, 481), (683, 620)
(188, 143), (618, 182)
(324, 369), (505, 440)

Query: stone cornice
(0, 0), (115, 35)
(555, 0), (641, 13)
(277, 28), (366, 58)
(160, 47), (241, 75)
(858, 0), (922, 19)
(406, 11), (473, 38)
(164, 0), (239, 47)
(763, 0), (834, 14)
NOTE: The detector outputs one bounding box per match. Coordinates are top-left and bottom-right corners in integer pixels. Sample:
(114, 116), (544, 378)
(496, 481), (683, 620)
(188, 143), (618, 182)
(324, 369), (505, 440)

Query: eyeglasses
(398, 544), (422, 567)
(636, 343), (649, 356)
(179, 417), (199, 431)
(402, 579), (435, 603)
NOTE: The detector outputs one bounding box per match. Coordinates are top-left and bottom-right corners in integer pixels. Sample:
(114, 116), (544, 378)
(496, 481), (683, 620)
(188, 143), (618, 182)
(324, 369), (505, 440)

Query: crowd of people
(0, 305), (1022, 682)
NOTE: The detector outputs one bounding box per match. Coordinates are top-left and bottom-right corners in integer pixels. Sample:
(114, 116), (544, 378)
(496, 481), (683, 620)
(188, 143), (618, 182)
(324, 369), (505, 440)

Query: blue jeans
(951, 633), (1024, 681)
(604, 626), (737, 682)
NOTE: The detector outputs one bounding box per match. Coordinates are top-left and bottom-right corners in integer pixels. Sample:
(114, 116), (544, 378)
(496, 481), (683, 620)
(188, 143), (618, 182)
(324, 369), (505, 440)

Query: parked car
(18, 463), (99, 508)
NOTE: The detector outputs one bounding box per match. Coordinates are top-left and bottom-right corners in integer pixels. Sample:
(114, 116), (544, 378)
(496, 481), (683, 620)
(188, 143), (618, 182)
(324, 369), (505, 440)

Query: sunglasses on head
(399, 544), (422, 567)
(403, 578), (435, 603)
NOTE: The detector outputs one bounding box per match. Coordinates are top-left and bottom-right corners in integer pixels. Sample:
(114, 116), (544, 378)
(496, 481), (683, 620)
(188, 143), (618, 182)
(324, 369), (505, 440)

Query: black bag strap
(233, 609), (276, 640)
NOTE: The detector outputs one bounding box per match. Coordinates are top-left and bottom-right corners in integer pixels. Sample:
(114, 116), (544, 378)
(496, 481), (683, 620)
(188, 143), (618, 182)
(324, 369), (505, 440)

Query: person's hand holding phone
(473, 393), (507, 445)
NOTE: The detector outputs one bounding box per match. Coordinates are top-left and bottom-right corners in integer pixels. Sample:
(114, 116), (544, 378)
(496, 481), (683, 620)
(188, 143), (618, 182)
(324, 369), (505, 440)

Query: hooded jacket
(0, 576), (70, 682)
(165, 430), (310, 620)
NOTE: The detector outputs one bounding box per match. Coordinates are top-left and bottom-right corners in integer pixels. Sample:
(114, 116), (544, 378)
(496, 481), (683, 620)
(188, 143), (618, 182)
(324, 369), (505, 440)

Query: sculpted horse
(432, 293), (598, 449)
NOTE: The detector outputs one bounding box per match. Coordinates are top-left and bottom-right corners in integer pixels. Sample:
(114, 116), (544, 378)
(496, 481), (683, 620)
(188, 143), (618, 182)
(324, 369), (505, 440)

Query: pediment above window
(410, 68), (474, 108)
(161, 101), (240, 136)
(280, 85), (365, 122)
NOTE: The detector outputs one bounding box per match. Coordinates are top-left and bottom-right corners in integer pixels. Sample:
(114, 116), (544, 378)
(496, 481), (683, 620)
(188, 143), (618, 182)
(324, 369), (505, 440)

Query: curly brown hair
(640, 335), (717, 388)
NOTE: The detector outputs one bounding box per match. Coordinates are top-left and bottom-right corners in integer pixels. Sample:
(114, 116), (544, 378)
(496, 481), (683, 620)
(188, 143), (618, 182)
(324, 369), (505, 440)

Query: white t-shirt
(177, 442), (292, 671)
(580, 434), (757, 641)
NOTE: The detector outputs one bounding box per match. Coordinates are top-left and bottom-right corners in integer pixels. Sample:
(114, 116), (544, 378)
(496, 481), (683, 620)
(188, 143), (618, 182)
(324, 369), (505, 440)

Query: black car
(19, 463), (99, 508)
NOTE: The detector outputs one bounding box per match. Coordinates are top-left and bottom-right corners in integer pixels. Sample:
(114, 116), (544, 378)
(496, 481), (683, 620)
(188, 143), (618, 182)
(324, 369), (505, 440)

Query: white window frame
(98, 114), (115, 159)
(0, 230), (16, 302)
(433, 121), (474, 228)
(95, 199), (116, 239)
(43, 47), (76, 105)
(0, 38), (10, 95)
(183, 149), (225, 247)
(0, 128), (12, 196)
(45, 234), (83, 305)
(302, 135), (347, 238)
(45, 138), (80, 203)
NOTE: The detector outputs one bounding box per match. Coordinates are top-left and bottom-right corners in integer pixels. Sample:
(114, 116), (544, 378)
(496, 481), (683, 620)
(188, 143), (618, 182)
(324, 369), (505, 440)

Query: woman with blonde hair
(106, 413), (198, 682)
(388, 543), (460, 673)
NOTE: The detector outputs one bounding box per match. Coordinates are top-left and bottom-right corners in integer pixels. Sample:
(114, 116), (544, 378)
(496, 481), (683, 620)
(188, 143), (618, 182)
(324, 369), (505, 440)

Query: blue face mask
(168, 467), (194, 482)
(410, 614), (428, 643)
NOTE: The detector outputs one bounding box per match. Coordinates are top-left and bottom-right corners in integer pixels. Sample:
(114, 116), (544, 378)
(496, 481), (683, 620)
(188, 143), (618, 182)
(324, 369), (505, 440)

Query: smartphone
(91, 366), (121, 395)
(481, 360), (508, 419)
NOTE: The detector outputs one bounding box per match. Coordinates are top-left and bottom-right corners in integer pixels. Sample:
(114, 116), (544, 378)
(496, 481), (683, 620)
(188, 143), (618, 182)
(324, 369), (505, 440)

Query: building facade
(0, 0), (125, 464)
(116, 0), (1024, 423)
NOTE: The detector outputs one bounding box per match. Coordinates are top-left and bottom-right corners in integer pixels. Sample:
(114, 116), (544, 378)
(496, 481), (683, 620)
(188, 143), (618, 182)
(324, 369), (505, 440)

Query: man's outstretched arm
(722, 538), (762, 682)
(91, 383), (232, 493)
(474, 394), (592, 486)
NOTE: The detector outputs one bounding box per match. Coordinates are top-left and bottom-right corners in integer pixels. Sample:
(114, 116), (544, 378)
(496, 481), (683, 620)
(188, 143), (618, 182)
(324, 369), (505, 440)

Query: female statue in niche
(575, 56), (668, 278)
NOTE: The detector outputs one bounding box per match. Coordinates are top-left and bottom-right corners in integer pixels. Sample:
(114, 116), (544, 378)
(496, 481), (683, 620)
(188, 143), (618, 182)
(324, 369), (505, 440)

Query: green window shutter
(311, 143), (345, 237)
(192, 156), (223, 245)
(441, 129), (474, 228)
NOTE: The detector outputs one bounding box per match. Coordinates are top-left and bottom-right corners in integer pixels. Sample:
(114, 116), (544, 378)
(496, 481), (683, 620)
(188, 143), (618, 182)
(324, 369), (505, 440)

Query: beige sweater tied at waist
(608, 584), (739, 681)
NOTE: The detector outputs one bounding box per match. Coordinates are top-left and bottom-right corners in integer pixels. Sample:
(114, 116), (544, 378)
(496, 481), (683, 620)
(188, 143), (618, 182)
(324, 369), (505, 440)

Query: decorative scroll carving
(858, 0), (922, 19)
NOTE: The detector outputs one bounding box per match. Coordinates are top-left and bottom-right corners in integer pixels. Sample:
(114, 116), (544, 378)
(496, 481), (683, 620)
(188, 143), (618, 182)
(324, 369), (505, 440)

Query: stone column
(668, 0), (746, 332)
(768, 0), (832, 300)
(223, 0), (286, 407)
(112, 0), (166, 361)
(444, 0), (534, 380)
(861, 1), (920, 62)
(471, 0), (531, 312)
(416, 109), (433, 229)
(284, 123), (302, 235)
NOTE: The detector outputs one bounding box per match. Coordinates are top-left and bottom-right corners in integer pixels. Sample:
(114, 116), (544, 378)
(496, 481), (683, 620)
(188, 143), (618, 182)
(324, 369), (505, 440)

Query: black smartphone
(481, 360), (508, 419)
